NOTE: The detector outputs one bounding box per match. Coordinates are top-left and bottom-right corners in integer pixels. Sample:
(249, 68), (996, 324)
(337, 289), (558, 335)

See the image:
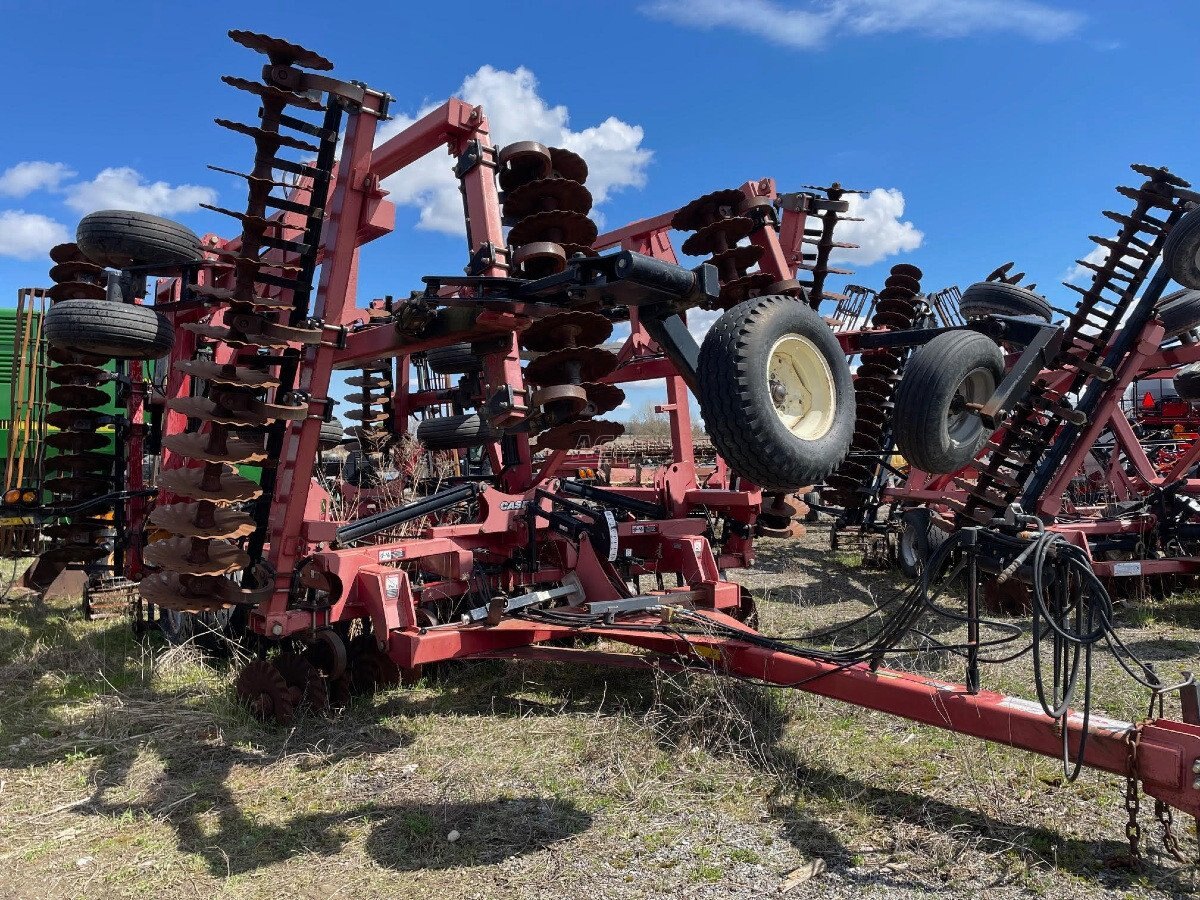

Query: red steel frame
(129, 91), (1200, 823)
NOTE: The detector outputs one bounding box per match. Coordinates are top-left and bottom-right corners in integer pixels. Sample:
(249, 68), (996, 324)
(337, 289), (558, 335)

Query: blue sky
(1, 1), (1197, 419)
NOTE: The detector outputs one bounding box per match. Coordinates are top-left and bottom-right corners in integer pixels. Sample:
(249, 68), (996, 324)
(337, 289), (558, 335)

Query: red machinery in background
(29, 31), (1200, 857)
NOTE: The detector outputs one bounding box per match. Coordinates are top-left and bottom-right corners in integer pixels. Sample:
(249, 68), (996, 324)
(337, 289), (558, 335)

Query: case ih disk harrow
(27, 31), (1200, 857)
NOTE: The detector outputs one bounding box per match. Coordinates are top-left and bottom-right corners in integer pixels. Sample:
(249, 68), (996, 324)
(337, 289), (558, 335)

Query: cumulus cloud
(376, 66), (652, 235)
(0, 210), (70, 260)
(63, 167), (215, 216)
(0, 161), (76, 197)
(642, 0), (1084, 47)
(831, 188), (923, 266)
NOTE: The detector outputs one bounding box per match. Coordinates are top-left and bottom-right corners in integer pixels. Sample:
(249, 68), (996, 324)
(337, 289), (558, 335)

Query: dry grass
(0, 529), (1198, 899)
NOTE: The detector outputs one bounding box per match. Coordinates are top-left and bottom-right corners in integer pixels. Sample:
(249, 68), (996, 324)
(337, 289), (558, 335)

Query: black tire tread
(958, 281), (1052, 322)
(894, 330), (1003, 474)
(76, 210), (202, 269)
(1164, 207), (1200, 291)
(698, 295), (855, 492)
(416, 413), (498, 450)
(45, 299), (174, 360)
(426, 343), (482, 375)
(1157, 289), (1200, 339)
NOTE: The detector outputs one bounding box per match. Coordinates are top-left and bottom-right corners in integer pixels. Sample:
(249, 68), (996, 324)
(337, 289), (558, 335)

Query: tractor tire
(45, 299), (174, 360)
(76, 210), (202, 270)
(319, 418), (345, 449)
(416, 413), (499, 450)
(426, 343), (483, 375)
(698, 295), (855, 492)
(896, 508), (949, 579)
(893, 330), (1004, 474)
(1157, 289), (1200, 339)
(958, 281), (1052, 322)
(1174, 362), (1200, 400)
(1163, 207), (1200, 290)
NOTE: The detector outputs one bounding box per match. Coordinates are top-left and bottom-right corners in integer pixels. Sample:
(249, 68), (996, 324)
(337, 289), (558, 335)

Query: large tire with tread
(416, 413), (499, 450)
(1164, 207), (1200, 290)
(958, 281), (1052, 322)
(319, 418), (345, 449)
(897, 508), (949, 579)
(76, 210), (202, 270)
(698, 295), (855, 492)
(1156, 289), (1200, 339)
(894, 330), (1003, 474)
(45, 299), (174, 360)
(426, 343), (483, 375)
(1174, 362), (1200, 400)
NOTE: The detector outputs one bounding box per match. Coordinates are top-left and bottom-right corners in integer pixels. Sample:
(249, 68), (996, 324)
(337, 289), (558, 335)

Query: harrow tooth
(199, 203), (307, 232)
(219, 75), (326, 111)
(206, 163), (309, 190)
(1131, 162), (1189, 187)
(214, 118), (322, 153)
(226, 30), (335, 70)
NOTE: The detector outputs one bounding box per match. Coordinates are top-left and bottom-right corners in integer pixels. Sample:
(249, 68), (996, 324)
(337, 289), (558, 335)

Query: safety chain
(1125, 726), (1142, 859)
(1154, 798), (1187, 863)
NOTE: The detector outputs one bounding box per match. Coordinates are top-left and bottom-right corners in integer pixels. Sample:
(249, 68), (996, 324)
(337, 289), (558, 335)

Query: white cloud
(0, 161), (75, 197)
(63, 167), (215, 216)
(831, 188), (923, 266)
(642, 0), (1083, 47)
(687, 307), (722, 343)
(0, 210), (70, 260)
(377, 66), (652, 235)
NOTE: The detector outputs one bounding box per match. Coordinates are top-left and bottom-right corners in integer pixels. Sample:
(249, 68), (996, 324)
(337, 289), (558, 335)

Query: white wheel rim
(947, 367), (995, 445)
(766, 334), (836, 441)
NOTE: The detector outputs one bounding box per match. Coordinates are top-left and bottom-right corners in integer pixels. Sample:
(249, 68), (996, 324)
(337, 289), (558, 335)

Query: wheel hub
(766, 334), (836, 440)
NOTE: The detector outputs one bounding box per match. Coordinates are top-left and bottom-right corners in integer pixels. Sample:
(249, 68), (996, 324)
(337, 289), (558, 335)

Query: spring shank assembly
(961, 165), (1193, 522)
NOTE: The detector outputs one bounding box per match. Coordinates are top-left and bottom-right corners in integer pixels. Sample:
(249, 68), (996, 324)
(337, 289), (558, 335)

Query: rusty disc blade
(158, 465), (263, 504)
(521, 311), (613, 353)
(345, 391), (388, 406)
(44, 474), (113, 495)
(719, 273), (774, 304)
(708, 244), (764, 276)
(498, 141), (553, 191)
(672, 188), (748, 232)
(46, 453), (111, 474)
(853, 376), (894, 399)
(875, 298), (916, 319)
(855, 406), (888, 428)
(852, 430), (884, 454)
(219, 75), (326, 110)
(167, 396), (271, 427)
(47, 363), (108, 385)
(139, 572), (234, 613)
(856, 362), (898, 383)
(46, 408), (106, 431)
(549, 147), (588, 184)
(531, 384), (589, 419)
(47, 383), (109, 409)
(345, 374), (392, 389)
(163, 432), (268, 464)
(512, 241), (568, 278)
(870, 311), (914, 330)
(227, 30), (334, 70)
(46, 431), (108, 453)
(680, 217), (755, 257)
(150, 502), (256, 540)
(582, 382), (625, 416)
(536, 418), (624, 451)
(48, 281), (108, 302)
(49, 242), (85, 264)
(878, 284), (916, 301)
(48, 347), (109, 366)
(504, 178), (593, 220)
(508, 210), (597, 249)
(525, 347), (617, 386)
(49, 261), (105, 283)
(182, 322), (290, 349)
(174, 358), (280, 389)
(890, 263), (923, 281)
(345, 408), (390, 424)
(860, 348), (902, 369)
(144, 536), (251, 576)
